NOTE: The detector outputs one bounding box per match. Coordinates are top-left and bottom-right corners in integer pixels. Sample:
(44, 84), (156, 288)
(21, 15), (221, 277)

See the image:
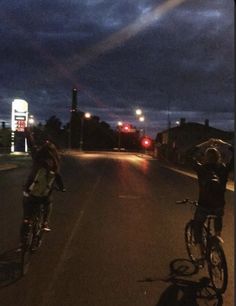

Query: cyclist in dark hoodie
(191, 139), (234, 260)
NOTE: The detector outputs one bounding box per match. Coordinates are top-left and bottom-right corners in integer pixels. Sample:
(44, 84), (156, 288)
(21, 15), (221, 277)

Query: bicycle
(20, 202), (45, 276)
(176, 198), (228, 294)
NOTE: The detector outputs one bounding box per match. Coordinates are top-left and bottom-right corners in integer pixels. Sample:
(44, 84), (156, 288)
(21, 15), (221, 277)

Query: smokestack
(205, 119), (209, 128)
(71, 87), (77, 113)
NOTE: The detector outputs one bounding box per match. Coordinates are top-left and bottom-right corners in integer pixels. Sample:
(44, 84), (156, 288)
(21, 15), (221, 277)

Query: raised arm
(190, 146), (202, 172)
(24, 127), (38, 159)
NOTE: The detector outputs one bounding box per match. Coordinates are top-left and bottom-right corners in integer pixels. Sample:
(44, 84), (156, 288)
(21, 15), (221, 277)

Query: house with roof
(155, 118), (234, 164)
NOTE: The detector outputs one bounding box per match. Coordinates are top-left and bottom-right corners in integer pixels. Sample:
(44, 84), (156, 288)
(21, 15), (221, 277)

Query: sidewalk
(0, 153), (29, 171)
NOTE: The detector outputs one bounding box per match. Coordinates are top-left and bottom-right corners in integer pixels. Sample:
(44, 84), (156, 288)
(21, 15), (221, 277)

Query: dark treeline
(23, 114), (141, 151)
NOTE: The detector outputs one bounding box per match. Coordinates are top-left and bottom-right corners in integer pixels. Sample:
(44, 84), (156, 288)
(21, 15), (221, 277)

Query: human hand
(196, 138), (216, 148)
(212, 139), (229, 145)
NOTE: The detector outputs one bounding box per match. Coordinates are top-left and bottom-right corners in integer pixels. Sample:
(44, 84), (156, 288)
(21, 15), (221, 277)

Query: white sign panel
(11, 99), (28, 132)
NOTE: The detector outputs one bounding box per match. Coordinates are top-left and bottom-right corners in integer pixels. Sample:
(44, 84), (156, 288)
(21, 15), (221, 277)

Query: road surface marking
(119, 195), (141, 199)
(41, 172), (104, 306)
(165, 166), (234, 192)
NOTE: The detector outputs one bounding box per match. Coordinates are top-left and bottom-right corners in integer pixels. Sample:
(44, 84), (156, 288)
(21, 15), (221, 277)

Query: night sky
(0, 0), (234, 136)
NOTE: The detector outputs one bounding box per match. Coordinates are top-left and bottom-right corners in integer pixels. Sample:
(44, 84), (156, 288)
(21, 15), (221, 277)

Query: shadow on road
(138, 258), (223, 306)
(0, 249), (21, 288)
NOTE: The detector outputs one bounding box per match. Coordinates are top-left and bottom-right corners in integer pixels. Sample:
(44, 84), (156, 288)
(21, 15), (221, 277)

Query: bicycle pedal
(43, 227), (51, 232)
(196, 259), (205, 269)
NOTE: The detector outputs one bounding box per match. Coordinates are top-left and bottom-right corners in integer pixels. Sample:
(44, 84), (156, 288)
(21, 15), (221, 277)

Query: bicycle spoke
(185, 221), (206, 263)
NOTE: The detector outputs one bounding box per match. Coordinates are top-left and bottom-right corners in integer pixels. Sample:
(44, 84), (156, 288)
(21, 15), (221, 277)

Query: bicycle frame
(20, 203), (45, 276)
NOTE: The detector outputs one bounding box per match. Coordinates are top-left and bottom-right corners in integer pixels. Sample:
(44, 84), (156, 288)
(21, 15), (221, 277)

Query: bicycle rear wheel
(207, 239), (228, 294)
(31, 216), (44, 252)
(185, 220), (207, 263)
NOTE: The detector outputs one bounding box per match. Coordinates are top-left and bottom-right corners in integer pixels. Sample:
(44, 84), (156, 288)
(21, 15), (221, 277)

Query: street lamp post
(139, 116), (145, 137)
(117, 121), (123, 151)
(69, 87), (78, 150)
(80, 112), (91, 151)
(166, 96), (171, 160)
(135, 109), (147, 153)
(135, 109), (146, 135)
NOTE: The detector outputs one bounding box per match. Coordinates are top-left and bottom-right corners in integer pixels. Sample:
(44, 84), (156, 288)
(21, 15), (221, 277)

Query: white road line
(118, 195), (141, 199)
(165, 166), (234, 192)
(41, 174), (104, 306)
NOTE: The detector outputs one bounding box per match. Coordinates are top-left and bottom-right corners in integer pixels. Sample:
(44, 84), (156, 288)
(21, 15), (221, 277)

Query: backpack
(29, 168), (56, 197)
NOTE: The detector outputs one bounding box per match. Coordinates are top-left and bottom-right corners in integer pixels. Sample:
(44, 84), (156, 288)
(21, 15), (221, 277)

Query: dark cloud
(0, 0), (234, 135)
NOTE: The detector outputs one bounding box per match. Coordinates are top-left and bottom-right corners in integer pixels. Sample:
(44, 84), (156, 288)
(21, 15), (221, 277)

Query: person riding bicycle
(20, 128), (65, 242)
(191, 139), (234, 258)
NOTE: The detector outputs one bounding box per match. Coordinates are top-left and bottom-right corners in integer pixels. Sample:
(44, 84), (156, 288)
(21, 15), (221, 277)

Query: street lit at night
(0, 1), (234, 305)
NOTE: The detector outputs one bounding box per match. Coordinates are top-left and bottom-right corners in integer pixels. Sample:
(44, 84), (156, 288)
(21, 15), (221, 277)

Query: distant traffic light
(117, 123), (136, 133)
(122, 124), (131, 132)
(141, 136), (153, 149)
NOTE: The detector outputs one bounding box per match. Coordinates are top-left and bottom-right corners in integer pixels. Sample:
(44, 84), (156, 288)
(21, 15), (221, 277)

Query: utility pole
(69, 87), (78, 149)
(166, 96), (171, 160)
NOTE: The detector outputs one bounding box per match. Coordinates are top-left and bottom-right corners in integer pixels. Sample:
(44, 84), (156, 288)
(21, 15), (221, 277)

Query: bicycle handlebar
(53, 186), (66, 192)
(176, 198), (198, 206)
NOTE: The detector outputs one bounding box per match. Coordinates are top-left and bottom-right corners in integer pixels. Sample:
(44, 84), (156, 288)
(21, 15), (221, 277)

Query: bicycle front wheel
(207, 239), (228, 294)
(185, 220), (207, 263)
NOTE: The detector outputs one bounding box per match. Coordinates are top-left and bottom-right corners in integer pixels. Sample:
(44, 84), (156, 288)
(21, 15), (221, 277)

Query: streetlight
(139, 116), (146, 136)
(117, 121), (123, 151)
(135, 109), (142, 116)
(80, 112), (91, 151)
(135, 110), (145, 134)
(28, 115), (35, 126)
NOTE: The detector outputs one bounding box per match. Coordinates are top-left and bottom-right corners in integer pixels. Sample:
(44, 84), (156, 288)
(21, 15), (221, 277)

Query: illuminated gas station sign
(11, 99), (28, 131)
(11, 99), (28, 152)
(16, 120), (26, 132)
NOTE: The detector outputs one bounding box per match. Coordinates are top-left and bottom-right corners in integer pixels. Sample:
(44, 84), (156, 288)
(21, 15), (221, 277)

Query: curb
(0, 164), (18, 171)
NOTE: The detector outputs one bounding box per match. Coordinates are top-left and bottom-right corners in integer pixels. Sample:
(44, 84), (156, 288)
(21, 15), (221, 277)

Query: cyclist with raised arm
(191, 138), (234, 260)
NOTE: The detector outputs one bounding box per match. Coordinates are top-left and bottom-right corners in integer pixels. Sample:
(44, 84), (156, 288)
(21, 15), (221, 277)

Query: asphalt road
(0, 152), (234, 306)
